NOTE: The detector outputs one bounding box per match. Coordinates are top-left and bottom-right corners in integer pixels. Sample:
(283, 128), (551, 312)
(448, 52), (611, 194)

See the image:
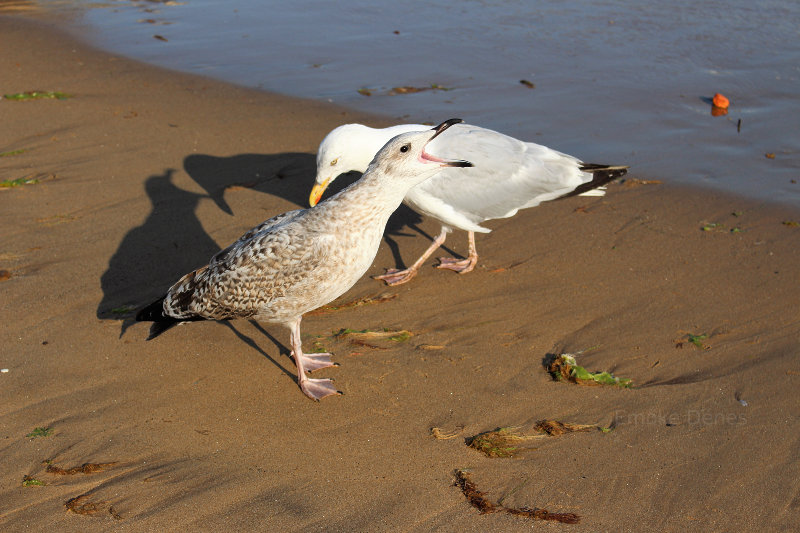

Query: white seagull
(310, 123), (627, 285)
(136, 119), (472, 401)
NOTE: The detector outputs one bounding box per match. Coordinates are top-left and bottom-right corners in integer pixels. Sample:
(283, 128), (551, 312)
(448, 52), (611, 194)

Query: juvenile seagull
(310, 123), (627, 285)
(137, 119), (472, 401)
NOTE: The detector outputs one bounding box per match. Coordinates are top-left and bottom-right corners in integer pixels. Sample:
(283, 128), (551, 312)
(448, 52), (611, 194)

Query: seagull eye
(330, 158), (338, 166)
(400, 144), (410, 153)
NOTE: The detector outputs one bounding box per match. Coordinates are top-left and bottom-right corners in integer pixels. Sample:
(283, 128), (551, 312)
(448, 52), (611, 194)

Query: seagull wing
(408, 124), (591, 231)
(209, 209), (305, 267)
(163, 209), (332, 320)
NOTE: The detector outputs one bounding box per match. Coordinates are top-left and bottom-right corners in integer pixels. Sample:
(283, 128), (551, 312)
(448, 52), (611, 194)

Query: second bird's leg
(373, 227), (449, 286)
(436, 231), (478, 274)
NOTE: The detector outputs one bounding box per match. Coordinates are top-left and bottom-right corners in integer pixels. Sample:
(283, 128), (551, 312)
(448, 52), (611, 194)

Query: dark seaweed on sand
(454, 470), (580, 524)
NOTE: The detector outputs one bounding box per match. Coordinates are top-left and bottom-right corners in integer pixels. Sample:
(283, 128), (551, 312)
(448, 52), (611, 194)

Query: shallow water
(41, 0), (800, 206)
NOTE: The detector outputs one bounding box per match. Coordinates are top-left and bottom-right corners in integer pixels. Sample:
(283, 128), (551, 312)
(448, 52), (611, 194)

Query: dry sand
(2, 14), (799, 532)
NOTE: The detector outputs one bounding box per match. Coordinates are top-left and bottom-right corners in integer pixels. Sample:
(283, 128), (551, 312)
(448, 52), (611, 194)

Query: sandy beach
(2, 14), (799, 532)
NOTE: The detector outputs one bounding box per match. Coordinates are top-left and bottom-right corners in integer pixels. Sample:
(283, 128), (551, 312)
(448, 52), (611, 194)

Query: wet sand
(2, 15), (799, 532)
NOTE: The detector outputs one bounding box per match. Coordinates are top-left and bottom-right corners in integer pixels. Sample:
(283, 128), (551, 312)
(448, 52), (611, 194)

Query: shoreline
(16, 0), (800, 212)
(2, 14), (800, 531)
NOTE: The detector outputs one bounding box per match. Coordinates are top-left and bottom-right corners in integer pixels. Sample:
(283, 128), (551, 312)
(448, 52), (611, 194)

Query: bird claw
(300, 377), (341, 401)
(372, 268), (418, 286)
(436, 256), (477, 274)
(295, 352), (337, 373)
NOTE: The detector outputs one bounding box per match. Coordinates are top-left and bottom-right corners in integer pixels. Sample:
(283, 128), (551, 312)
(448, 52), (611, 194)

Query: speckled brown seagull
(310, 123), (627, 285)
(136, 118), (472, 401)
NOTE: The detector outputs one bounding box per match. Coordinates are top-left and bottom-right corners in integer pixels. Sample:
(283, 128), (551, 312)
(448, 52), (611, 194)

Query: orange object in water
(712, 93), (729, 108)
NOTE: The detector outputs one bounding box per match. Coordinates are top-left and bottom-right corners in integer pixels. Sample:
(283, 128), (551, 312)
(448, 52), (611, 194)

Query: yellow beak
(309, 178), (331, 207)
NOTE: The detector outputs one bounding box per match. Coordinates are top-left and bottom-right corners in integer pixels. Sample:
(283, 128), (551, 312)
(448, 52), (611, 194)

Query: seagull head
(312, 124), (373, 206)
(310, 120), (470, 207)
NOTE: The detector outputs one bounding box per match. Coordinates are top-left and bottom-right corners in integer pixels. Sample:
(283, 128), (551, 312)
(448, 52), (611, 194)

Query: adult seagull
(137, 119), (472, 401)
(309, 123), (627, 285)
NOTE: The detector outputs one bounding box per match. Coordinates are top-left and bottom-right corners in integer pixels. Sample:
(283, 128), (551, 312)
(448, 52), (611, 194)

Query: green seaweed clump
(547, 354), (632, 388)
(26, 427), (53, 439)
(4, 91), (71, 100)
(22, 476), (45, 486)
(1, 176), (39, 188)
(687, 333), (708, 349)
(110, 305), (137, 316)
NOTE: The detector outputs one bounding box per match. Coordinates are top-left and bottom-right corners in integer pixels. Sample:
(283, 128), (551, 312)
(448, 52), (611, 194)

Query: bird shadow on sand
(98, 168), (218, 325)
(97, 153), (318, 337)
(183, 152), (459, 269)
(223, 320), (296, 381)
(183, 152), (317, 216)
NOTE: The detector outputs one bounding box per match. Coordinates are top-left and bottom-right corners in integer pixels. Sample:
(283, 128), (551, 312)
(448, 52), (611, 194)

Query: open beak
(309, 177), (331, 207)
(430, 118), (464, 140)
(421, 118), (473, 168)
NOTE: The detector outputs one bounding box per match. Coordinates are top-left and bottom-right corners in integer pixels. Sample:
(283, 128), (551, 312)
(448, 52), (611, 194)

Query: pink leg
(289, 318), (340, 401)
(436, 231), (478, 274)
(373, 227), (449, 286)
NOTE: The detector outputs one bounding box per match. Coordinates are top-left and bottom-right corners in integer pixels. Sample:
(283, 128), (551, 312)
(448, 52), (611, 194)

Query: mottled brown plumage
(137, 118), (472, 400)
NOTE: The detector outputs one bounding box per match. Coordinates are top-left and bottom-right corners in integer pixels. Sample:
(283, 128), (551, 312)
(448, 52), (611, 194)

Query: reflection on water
(38, 0), (800, 206)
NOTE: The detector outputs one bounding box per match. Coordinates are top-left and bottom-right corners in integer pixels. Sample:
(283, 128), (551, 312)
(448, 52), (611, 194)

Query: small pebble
(735, 391), (748, 406)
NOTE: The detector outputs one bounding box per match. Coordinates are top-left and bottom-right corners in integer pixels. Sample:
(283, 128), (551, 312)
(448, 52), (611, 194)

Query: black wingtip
(136, 296), (180, 340)
(559, 164), (629, 199)
(136, 296), (167, 322)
